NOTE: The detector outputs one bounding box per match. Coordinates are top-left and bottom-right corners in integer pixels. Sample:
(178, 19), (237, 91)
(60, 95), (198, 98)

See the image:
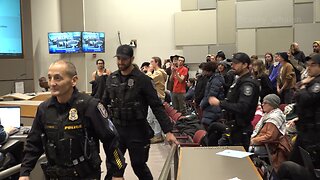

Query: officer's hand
(208, 96), (220, 106)
(112, 177), (125, 180)
(18, 176), (29, 180)
(165, 132), (179, 145)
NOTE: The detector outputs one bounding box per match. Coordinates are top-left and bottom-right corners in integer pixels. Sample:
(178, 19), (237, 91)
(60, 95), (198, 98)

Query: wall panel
(181, 0), (198, 11)
(198, 0), (217, 10)
(316, 0), (320, 22)
(183, 46), (209, 63)
(237, 0), (293, 28)
(175, 10), (217, 46)
(217, 0), (236, 44)
(257, 27), (293, 55)
(295, 23), (320, 55)
(294, 3), (313, 24)
(237, 29), (256, 56)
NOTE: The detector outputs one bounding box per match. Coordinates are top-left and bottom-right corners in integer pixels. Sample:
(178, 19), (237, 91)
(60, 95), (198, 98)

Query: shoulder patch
(243, 85), (253, 96)
(311, 83), (320, 93)
(97, 103), (108, 118)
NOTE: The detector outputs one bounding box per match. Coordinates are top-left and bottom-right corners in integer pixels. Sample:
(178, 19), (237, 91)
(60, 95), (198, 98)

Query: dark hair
(140, 62), (150, 68)
(265, 52), (273, 61)
(202, 61), (218, 72)
(52, 60), (77, 77)
(96, 59), (105, 65)
(152, 56), (162, 67)
(188, 78), (196, 86)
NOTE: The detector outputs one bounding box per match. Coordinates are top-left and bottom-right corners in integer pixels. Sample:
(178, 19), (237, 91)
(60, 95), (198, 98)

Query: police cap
(231, 52), (251, 65)
(114, 44), (133, 59)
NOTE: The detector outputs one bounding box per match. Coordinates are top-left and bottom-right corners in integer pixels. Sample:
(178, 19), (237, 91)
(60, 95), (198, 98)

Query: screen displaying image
(48, 32), (82, 54)
(82, 32), (105, 53)
(0, 0), (23, 58)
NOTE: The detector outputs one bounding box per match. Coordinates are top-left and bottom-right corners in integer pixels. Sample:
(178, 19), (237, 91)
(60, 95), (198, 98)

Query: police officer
(19, 60), (125, 180)
(293, 54), (320, 167)
(208, 52), (260, 150)
(103, 45), (178, 180)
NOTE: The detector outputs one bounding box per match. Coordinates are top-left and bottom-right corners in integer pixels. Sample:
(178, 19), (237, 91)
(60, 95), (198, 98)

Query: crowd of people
(0, 40), (318, 179)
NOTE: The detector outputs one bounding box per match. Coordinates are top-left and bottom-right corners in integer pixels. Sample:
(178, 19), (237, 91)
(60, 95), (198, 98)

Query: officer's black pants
(230, 128), (251, 151)
(116, 124), (153, 180)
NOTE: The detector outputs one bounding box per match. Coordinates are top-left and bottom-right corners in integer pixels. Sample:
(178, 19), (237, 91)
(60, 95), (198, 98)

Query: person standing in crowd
(277, 52), (296, 104)
(251, 59), (274, 103)
(91, 59), (111, 81)
(185, 78), (196, 101)
(269, 53), (282, 93)
(278, 54), (320, 180)
(218, 61), (235, 97)
(200, 61), (225, 130)
(208, 52), (260, 150)
(140, 62), (150, 74)
(171, 56), (188, 115)
(103, 45), (178, 180)
(146, 57), (167, 144)
(313, 41), (320, 54)
(265, 52), (274, 75)
(19, 60), (125, 180)
(290, 42), (306, 64)
(90, 59), (111, 99)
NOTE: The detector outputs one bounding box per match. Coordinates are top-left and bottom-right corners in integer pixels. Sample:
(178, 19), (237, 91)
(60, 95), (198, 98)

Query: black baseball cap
(114, 44), (133, 59)
(231, 52), (251, 65)
(307, 53), (320, 64)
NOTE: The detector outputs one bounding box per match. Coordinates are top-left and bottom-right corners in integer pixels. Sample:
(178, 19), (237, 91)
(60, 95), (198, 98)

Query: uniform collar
(113, 67), (141, 77)
(48, 88), (79, 107)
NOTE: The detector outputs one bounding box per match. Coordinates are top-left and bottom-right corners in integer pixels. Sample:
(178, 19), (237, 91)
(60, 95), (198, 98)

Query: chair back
(192, 130), (207, 144)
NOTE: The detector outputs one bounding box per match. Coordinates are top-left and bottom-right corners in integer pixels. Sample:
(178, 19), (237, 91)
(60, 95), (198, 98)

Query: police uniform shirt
(295, 75), (320, 128)
(20, 89), (124, 177)
(104, 67), (173, 133)
(220, 72), (260, 127)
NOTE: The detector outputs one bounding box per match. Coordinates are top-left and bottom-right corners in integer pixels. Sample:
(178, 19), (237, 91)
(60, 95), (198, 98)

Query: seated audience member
(38, 77), (49, 91)
(250, 94), (291, 171)
(0, 123), (16, 145)
(200, 62), (225, 129)
(185, 78), (195, 101)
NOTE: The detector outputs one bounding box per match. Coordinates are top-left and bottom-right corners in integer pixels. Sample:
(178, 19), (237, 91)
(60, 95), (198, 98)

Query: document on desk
(216, 149), (253, 158)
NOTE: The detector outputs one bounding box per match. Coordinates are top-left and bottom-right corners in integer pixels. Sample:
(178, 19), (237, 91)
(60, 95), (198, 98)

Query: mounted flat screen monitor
(82, 32), (105, 53)
(48, 32), (82, 54)
(0, 0), (23, 58)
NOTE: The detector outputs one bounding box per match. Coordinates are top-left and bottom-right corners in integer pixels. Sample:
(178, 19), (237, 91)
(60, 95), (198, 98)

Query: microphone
(11, 73), (27, 94)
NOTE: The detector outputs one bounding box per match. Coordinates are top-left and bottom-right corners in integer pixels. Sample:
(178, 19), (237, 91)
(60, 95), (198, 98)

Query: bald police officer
(208, 52), (260, 150)
(19, 60), (125, 180)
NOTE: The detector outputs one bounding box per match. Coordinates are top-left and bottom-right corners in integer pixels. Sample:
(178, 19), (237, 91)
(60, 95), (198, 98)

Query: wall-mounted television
(0, 0), (23, 58)
(48, 32), (82, 54)
(82, 32), (105, 53)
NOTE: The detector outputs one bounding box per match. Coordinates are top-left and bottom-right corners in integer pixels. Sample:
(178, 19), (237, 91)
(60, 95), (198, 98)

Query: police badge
(128, 78), (134, 88)
(69, 108), (78, 121)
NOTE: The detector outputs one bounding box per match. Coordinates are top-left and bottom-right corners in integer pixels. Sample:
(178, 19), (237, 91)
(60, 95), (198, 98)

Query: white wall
(31, 0), (61, 92)
(83, 0), (182, 91)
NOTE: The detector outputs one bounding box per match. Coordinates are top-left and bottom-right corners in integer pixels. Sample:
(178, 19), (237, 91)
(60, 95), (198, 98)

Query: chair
(177, 130), (207, 147)
(168, 109), (178, 118)
(299, 147), (320, 179)
(171, 112), (182, 122)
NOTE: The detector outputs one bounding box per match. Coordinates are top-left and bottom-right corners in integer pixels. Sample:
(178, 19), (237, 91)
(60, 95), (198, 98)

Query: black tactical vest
(42, 94), (92, 167)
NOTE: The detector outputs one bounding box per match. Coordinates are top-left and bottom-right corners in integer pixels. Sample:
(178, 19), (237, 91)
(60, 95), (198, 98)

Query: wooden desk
(178, 146), (262, 180)
(0, 101), (42, 118)
(30, 92), (51, 101)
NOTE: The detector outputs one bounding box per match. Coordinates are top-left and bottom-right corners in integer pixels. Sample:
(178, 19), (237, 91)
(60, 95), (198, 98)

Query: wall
(30, 0), (61, 92)
(83, 0), (182, 91)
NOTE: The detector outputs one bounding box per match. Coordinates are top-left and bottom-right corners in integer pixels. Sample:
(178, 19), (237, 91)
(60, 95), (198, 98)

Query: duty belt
(45, 165), (78, 177)
(113, 118), (144, 126)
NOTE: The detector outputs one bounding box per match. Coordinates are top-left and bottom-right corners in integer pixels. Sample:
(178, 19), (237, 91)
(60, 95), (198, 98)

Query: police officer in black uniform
(278, 54), (320, 180)
(103, 45), (178, 180)
(19, 60), (125, 180)
(208, 52), (260, 150)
